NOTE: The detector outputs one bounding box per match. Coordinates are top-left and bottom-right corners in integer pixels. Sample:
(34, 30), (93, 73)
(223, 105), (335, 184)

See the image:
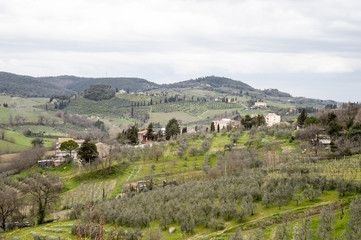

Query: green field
(0, 129), (56, 153)
(0, 96), (49, 124)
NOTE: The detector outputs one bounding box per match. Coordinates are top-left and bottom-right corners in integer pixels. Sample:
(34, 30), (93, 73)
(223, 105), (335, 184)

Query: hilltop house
(265, 113), (281, 126)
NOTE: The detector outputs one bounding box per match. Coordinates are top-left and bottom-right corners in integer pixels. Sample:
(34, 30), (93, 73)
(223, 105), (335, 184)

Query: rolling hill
(0, 72), (75, 97)
(0, 72), (159, 97)
(0, 72), (336, 108)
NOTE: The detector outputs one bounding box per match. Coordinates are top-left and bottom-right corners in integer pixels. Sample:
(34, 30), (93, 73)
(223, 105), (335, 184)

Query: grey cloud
(0, 0), (360, 101)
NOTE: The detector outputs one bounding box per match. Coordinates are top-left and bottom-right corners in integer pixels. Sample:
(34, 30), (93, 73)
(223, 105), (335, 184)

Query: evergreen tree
(182, 127), (187, 134)
(127, 125), (139, 144)
(77, 138), (98, 163)
(156, 130), (164, 142)
(165, 118), (180, 140)
(217, 124), (220, 133)
(210, 122), (215, 132)
(241, 115), (256, 129)
(59, 140), (79, 159)
(145, 123), (154, 140)
(297, 108), (308, 128)
(256, 114), (266, 126)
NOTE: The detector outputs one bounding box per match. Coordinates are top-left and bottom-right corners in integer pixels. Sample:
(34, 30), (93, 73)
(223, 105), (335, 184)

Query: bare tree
(23, 172), (63, 224)
(0, 187), (21, 230)
(37, 114), (47, 125)
(14, 115), (22, 125)
(299, 124), (326, 156)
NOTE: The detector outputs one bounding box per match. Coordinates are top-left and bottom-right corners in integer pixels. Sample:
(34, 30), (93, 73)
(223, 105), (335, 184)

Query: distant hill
(0, 72), (75, 97)
(0, 72), (159, 97)
(0, 72), (333, 105)
(165, 76), (255, 91)
(165, 76), (292, 98)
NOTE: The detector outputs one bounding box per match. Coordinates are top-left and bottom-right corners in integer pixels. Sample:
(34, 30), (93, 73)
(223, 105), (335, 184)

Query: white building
(213, 118), (231, 130)
(212, 119), (241, 130)
(265, 113), (281, 126)
(254, 102), (267, 108)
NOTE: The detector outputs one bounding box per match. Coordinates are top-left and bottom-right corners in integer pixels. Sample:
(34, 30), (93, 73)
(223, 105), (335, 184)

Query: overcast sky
(0, 0), (360, 102)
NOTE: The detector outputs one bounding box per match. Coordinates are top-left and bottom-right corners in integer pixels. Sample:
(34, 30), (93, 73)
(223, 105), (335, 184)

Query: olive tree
(23, 172), (64, 224)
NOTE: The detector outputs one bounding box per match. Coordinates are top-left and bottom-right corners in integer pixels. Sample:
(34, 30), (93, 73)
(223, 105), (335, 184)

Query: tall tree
(127, 125), (139, 144)
(59, 140), (79, 159)
(156, 130), (164, 142)
(23, 172), (63, 224)
(210, 122), (215, 132)
(297, 108), (308, 128)
(145, 123), (154, 140)
(165, 118), (180, 140)
(77, 138), (98, 163)
(0, 187), (21, 230)
(131, 106), (134, 118)
(346, 122), (361, 141)
(256, 114), (266, 126)
(241, 115), (256, 129)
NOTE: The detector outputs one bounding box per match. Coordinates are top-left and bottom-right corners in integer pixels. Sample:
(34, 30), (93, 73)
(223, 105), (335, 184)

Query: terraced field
(152, 102), (242, 116)
(63, 180), (116, 206)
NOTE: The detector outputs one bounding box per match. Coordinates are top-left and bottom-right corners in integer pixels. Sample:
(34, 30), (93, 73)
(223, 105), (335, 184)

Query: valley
(0, 73), (360, 240)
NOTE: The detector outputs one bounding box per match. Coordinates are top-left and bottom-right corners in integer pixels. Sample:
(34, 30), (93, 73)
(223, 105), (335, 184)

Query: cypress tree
(297, 108), (308, 128)
(210, 122), (215, 132)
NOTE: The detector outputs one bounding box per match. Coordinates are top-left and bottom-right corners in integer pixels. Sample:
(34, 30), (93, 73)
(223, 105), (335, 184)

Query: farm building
(55, 138), (84, 160)
(212, 119), (241, 130)
(138, 130), (148, 143)
(38, 159), (66, 168)
(265, 113), (281, 126)
(254, 102), (267, 108)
